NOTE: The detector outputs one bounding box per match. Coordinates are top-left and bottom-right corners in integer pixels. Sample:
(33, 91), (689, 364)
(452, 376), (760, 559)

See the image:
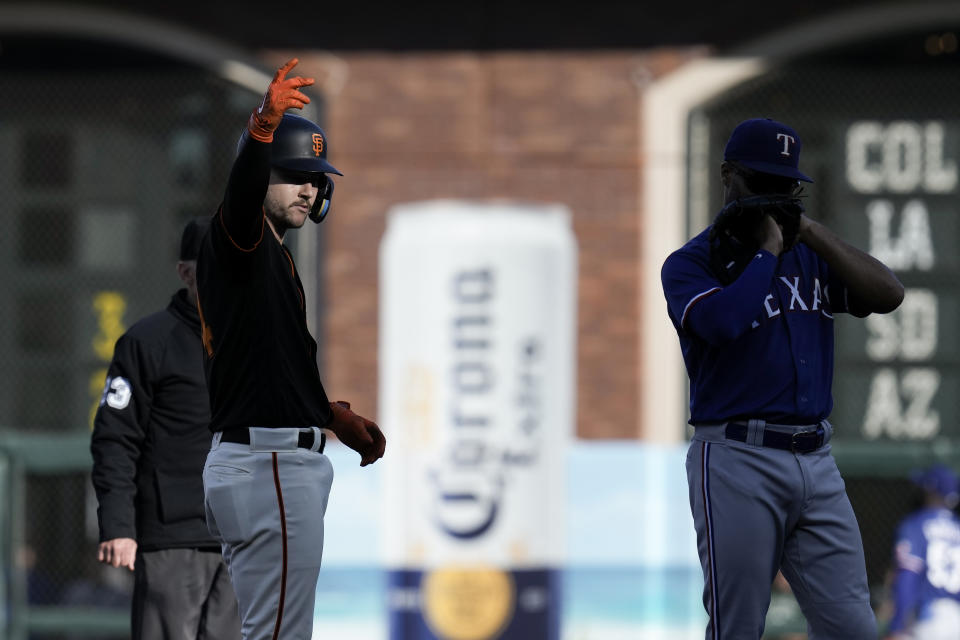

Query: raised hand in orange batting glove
(247, 57), (315, 143)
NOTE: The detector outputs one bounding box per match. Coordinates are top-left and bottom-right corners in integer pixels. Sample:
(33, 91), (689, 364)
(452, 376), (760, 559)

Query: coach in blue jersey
(886, 465), (960, 640)
(661, 117), (904, 639)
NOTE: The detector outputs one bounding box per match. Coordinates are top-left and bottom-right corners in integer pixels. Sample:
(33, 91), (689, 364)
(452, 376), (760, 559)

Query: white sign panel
(379, 200), (577, 639)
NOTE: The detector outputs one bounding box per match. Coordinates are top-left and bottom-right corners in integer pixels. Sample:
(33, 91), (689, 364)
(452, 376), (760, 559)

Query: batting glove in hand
(247, 58), (314, 143)
(329, 401), (386, 467)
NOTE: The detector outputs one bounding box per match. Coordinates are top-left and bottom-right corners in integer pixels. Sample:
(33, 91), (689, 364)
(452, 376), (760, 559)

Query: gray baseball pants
(686, 422), (876, 639)
(203, 428), (334, 640)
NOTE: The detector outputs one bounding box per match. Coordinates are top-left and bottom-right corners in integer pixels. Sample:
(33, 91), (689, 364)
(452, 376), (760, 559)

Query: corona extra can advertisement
(378, 200), (577, 640)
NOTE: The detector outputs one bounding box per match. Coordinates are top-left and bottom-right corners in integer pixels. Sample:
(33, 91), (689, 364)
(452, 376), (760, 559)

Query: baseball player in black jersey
(197, 58), (386, 640)
(91, 217), (241, 640)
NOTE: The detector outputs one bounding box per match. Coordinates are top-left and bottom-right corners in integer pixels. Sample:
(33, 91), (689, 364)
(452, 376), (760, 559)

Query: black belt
(724, 422), (825, 454)
(220, 428), (326, 453)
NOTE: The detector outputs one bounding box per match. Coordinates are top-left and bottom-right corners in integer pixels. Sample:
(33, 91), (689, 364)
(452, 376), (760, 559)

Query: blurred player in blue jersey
(662, 118), (904, 639)
(886, 465), (960, 640)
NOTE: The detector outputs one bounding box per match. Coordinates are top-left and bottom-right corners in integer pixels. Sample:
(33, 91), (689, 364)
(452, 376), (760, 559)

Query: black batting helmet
(271, 113), (343, 223)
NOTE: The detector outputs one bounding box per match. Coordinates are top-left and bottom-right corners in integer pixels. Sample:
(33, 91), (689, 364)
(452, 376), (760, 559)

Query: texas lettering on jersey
(756, 275), (835, 324)
(661, 229), (850, 423)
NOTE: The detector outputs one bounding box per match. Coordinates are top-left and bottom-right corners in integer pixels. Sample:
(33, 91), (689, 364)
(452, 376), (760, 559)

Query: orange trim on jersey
(217, 204), (265, 253)
(282, 250), (305, 309)
(196, 295), (215, 358)
(271, 453), (289, 640)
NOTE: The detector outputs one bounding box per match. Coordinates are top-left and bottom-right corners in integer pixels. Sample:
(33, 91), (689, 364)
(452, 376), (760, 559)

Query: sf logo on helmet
(312, 133), (324, 156)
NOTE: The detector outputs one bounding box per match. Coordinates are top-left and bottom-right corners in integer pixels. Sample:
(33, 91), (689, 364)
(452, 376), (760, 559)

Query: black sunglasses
(275, 168), (328, 189)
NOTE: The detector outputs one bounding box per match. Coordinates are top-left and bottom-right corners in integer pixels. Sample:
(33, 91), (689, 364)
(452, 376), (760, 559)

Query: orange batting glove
(247, 57), (315, 143)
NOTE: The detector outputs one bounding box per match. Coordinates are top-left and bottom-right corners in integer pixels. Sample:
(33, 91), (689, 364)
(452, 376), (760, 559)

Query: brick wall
(272, 49), (702, 439)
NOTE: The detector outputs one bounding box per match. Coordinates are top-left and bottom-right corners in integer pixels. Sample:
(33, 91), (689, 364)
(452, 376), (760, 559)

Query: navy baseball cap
(724, 118), (813, 183)
(179, 217), (211, 261)
(911, 464), (960, 501)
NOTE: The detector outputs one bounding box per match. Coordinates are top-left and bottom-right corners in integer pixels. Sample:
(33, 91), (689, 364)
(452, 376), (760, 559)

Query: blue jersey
(889, 507), (960, 633)
(661, 227), (853, 424)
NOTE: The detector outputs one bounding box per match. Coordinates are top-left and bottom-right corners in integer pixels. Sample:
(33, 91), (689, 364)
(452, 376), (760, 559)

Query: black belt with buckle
(724, 422), (825, 454)
(220, 428), (326, 453)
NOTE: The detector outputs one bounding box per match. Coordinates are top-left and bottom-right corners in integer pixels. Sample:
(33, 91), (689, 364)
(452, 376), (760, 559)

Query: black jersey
(196, 136), (333, 432)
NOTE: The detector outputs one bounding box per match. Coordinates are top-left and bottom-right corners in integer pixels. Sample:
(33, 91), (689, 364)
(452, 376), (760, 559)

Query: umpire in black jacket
(91, 218), (240, 640)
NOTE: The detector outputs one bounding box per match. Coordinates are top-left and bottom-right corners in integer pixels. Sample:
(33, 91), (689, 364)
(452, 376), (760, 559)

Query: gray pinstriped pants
(685, 422), (876, 639)
(203, 429), (334, 640)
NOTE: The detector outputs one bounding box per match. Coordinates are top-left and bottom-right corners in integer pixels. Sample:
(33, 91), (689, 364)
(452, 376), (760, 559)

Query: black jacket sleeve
(90, 332), (158, 542)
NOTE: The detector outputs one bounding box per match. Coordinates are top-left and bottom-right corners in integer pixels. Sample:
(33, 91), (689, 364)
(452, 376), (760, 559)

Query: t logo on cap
(776, 133), (795, 157)
(724, 118), (813, 183)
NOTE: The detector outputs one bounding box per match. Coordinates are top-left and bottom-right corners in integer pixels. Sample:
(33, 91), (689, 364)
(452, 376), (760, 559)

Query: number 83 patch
(100, 376), (132, 410)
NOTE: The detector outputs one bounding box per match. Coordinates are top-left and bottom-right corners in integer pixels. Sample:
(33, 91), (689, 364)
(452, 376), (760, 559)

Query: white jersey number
(101, 376), (132, 410)
(927, 540), (960, 594)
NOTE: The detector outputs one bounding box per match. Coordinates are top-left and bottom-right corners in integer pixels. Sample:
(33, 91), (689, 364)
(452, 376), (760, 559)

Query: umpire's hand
(328, 401), (386, 467)
(97, 537), (137, 571)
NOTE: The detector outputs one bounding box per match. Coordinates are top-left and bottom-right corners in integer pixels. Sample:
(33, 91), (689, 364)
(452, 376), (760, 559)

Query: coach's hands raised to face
(328, 401), (386, 467)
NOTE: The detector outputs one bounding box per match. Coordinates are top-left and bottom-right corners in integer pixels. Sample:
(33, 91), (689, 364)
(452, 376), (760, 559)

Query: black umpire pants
(132, 548), (240, 640)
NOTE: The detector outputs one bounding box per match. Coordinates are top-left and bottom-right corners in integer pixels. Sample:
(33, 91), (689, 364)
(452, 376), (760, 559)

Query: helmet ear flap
(309, 174), (334, 224)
